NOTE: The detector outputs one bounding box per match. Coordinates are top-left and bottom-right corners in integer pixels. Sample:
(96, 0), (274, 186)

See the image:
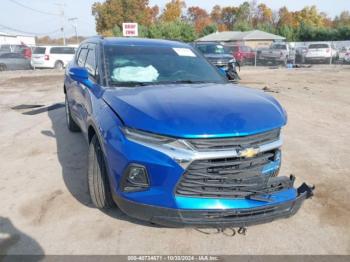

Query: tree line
(37, 0), (350, 44)
(91, 0), (350, 42)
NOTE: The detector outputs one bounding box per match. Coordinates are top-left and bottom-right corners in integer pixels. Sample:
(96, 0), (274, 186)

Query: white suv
(31, 46), (76, 69)
(305, 43), (338, 64)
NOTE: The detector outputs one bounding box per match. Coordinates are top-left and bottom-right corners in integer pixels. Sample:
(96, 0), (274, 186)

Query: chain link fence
(226, 40), (350, 67)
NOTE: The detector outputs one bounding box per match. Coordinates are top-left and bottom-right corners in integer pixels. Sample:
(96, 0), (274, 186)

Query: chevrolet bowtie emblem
(238, 148), (259, 158)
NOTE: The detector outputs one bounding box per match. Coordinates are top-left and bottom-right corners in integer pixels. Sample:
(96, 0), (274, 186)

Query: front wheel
(88, 135), (115, 209)
(65, 95), (80, 132)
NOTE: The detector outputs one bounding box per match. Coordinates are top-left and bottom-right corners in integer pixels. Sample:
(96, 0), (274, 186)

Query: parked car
(64, 37), (313, 227)
(226, 45), (255, 65)
(31, 46), (76, 69)
(0, 52), (32, 71)
(304, 43), (338, 64)
(339, 46), (350, 62)
(193, 42), (240, 81)
(259, 43), (294, 65)
(0, 44), (32, 59)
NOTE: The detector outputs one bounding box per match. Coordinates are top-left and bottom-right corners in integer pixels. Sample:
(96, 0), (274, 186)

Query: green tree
(334, 11), (350, 27)
(221, 7), (237, 30)
(160, 0), (186, 22)
(148, 20), (197, 42)
(112, 25), (122, 36)
(92, 0), (157, 35)
(187, 6), (212, 33)
(201, 24), (218, 36)
(278, 25), (295, 41)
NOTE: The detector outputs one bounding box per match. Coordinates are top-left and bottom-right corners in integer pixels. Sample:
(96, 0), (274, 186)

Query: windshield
(272, 44), (287, 50)
(308, 44), (329, 49)
(33, 47), (46, 54)
(196, 44), (231, 55)
(104, 45), (226, 86)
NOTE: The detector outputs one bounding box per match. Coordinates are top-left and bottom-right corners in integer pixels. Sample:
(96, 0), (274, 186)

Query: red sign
(122, 23), (138, 37)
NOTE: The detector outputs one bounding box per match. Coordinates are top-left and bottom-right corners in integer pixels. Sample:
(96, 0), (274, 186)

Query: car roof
(195, 41), (223, 45)
(83, 37), (189, 48)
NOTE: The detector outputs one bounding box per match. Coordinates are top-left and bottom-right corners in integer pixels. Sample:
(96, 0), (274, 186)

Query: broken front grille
(175, 150), (288, 199)
(186, 129), (280, 151)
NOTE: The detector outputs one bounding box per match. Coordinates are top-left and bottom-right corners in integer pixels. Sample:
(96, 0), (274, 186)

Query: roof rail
(90, 35), (104, 40)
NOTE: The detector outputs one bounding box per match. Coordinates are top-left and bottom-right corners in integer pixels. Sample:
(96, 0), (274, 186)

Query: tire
(88, 135), (114, 209)
(0, 64), (7, 71)
(65, 95), (81, 132)
(54, 61), (64, 70)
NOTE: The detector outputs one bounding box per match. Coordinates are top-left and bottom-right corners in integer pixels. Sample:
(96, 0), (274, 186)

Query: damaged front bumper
(114, 181), (314, 228)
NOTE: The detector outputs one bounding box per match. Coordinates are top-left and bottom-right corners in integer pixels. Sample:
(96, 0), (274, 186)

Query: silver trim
(127, 137), (283, 169)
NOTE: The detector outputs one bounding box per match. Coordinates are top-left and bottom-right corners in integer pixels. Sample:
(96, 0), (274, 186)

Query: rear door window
(272, 44), (287, 50)
(33, 47), (46, 54)
(50, 47), (76, 54)
(77, 47), (88, 67)
(308, 44), (329, 49)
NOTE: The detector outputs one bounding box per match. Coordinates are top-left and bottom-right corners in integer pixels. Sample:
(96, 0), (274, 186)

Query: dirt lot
(0, 66), (349, 255)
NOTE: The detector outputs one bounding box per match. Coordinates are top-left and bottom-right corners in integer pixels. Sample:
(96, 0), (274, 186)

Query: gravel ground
(0, 66), (349, 255)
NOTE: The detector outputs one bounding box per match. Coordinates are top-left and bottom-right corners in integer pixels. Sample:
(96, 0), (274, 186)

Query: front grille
(208, 59), (230, 66)
(175, 150), (288, 198)
(180, 201), (292, 220)
(187, 129), (280, 151)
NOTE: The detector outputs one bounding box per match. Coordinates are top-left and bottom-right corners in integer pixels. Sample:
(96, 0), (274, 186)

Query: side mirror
(217, 67), (227, 77)
(69, 67), (88, 82)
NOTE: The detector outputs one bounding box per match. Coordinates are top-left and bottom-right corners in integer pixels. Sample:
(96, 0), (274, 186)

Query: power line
(0, 23), (61, 35)
(8, 0), (59, 16)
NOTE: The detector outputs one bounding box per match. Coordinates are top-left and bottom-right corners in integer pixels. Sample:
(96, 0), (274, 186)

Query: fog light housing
(121, 164), (149, 192)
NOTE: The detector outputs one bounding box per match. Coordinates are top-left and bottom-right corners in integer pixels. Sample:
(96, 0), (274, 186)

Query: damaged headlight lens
(121, 127), (192, 150)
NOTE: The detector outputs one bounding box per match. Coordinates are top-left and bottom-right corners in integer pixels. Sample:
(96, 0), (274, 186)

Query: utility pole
(55, 3), (66, 45)
(68, 17), (79, 45)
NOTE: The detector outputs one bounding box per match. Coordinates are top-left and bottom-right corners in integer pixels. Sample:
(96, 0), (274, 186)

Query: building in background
(0, 32), (36, 47)
(196, 30), (285, 49)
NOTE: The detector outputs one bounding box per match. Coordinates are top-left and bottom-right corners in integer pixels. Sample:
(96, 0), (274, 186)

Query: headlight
(121, 127), (192, 151)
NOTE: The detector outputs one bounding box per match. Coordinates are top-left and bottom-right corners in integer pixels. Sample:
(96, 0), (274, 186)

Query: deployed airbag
(111, 65), (159, 82)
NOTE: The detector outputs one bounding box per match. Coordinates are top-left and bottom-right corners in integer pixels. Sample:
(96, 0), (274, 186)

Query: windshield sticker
(173, 48), (196, 57)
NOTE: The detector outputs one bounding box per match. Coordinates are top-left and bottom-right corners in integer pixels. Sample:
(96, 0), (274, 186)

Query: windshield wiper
(109, 81), (153, 87)
(161, 80), (219, 85)
(110, 80), (222, 87)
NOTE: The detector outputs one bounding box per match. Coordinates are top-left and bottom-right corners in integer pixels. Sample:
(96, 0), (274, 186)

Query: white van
(31, 46), (76, 69)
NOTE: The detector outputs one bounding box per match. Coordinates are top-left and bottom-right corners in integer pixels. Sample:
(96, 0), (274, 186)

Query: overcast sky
(0, 0), (349, 37)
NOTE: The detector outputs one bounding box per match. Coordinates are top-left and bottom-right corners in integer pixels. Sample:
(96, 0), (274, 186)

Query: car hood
(103, 83), (287, 138)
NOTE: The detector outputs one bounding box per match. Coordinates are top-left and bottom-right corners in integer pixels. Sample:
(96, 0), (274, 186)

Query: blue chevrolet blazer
(64, 37), (313, 227)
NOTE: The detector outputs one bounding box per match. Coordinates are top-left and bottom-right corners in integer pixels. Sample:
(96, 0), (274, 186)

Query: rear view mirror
(69, 67), (88, 82)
